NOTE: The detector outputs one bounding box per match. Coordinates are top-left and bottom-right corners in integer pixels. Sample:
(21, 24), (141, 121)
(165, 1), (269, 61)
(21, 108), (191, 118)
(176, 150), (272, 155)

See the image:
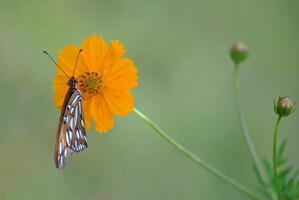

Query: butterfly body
(54, 76), (88, 169)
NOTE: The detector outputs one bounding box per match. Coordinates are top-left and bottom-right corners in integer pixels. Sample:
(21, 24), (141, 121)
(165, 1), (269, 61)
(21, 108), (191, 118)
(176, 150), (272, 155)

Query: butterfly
(43, 49), (88, 169)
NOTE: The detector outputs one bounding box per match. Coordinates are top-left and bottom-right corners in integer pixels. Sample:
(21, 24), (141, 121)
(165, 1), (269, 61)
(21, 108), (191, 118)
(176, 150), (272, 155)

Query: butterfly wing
(54, 88), (87, 169)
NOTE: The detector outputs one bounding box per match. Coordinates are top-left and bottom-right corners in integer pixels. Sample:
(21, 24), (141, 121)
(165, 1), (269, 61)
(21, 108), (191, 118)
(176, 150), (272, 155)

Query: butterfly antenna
(43, 51), (71, 79)
(72, 49), (83, 77)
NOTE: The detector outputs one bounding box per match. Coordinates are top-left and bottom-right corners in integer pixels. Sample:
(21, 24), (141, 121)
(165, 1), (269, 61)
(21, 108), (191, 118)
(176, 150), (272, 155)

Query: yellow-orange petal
(81, 34), (108, 72)
(57, 45), (87, 77)
(91, 94), (114, 133)
(102, 88), (134, 116)
(102, 40), (125, 69)
(104, 58), (138, 90)
(53, 75), (68, 108)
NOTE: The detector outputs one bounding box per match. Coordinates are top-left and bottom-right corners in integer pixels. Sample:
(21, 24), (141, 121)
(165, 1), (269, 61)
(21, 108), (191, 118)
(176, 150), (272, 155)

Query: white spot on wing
(66, 132), (70, 146)
(76, 129), (80, 139)
(81, 119), (85, 128)
(60, 156), (64, 168)
(72, 95), (80, 105)
(79, 129), (83, 139)
(68, 130), (72, 140)
(59, 142), (63, 155)
(74, 106), (78, 125)
(63, 116), (67, 124)
(64, 148), (68, 157)
(70, 117), (74, 129)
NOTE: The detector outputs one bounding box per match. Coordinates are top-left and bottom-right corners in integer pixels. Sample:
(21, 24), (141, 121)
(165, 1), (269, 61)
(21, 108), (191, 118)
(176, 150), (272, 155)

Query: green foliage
(254, 140), (299, 200)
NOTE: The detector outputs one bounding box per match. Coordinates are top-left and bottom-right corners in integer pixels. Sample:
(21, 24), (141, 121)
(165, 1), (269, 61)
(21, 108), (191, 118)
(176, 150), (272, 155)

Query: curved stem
(273, 116), (282, 199)
(233, 66), (266, 184)
(134, 108), (263, 200)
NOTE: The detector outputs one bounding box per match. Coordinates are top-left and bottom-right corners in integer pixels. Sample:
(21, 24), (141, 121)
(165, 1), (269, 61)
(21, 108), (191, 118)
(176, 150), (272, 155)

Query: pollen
(77, 72), (103, 97)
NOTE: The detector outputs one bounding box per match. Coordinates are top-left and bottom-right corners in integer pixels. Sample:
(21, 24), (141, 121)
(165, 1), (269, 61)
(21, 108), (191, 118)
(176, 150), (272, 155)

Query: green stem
(134, 108), (264, 200)
(273, 116), (282, 199)
(233, 65), (266, 184)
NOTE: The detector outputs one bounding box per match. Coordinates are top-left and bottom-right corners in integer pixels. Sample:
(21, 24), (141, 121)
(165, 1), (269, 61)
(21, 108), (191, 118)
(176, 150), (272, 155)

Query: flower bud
(230, 42), (248, 65)
(274, 96), (295, 117)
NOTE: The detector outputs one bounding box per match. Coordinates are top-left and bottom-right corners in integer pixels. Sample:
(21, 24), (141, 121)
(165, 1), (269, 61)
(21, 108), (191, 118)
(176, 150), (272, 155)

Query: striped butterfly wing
(55, 88), (87, 169)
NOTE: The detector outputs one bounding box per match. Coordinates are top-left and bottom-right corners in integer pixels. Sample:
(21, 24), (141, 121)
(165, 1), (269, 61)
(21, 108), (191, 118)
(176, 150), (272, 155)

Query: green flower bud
(274, 96), (295, 117)
(230, 42), (249, 65)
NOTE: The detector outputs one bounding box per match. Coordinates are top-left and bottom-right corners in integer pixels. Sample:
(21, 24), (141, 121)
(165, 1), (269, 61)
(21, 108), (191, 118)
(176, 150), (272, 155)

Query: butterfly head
(68, 77), (77, 88)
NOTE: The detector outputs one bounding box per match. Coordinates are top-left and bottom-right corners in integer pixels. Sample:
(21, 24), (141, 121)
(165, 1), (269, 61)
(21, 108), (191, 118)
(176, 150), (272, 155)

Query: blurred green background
(1, 0), (299, 199)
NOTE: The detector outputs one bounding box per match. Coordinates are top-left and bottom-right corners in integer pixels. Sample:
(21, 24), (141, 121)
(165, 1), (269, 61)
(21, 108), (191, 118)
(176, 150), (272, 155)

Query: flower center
(77, 72), (103, 98)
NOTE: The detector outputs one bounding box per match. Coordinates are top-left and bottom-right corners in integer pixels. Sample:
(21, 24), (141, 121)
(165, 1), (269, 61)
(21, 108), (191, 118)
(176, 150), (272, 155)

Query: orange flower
(53, 34), (138, 132)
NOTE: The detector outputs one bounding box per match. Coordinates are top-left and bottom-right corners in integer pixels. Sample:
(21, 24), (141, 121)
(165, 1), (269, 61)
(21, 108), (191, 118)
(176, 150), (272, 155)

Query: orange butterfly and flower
(44, 34), (138, 168)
